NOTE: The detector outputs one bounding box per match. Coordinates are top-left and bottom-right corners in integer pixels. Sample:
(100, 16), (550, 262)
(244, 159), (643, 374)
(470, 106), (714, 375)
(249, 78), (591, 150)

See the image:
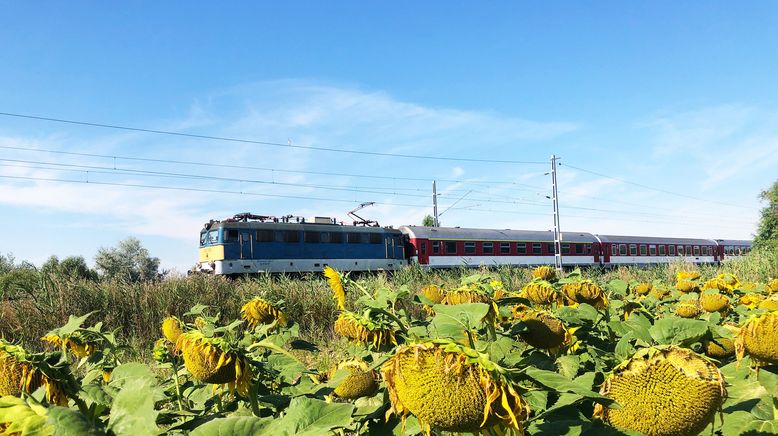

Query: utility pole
(551, 155), (563, 272)
(432, 180), (440, 227)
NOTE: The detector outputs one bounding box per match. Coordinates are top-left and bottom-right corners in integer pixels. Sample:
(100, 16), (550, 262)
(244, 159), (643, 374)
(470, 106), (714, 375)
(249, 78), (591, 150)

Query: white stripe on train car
(206, 258), (408, 274)
(607, 256), (715, 265)
(425, 255), (596, 268)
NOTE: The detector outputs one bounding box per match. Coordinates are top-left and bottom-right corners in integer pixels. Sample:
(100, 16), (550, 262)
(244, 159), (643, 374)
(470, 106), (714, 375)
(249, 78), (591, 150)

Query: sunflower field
(1, 264), (777, 435)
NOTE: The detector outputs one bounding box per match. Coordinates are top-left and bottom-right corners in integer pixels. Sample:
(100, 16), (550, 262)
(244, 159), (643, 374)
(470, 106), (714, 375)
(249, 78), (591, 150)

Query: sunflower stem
(377, 308), (408, 334)
(249, 382), (261, 417)
(171, 360), (184, 411)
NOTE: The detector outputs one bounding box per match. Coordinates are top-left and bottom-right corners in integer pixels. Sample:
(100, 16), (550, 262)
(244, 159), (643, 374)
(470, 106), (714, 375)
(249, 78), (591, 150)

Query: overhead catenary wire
(0, 111), (547, 165)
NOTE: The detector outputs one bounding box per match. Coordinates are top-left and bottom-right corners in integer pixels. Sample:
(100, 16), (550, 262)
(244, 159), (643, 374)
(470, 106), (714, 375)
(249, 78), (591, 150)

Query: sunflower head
(739, 293), (764, 309)
(675, 300), (701, 319)
(329, 360), (378, 400)
(676, 280), (700, 293)
(758, 295), (778, 311)
(650, 287), (671, 300)
(161, 317), (184, 343)
(703, 325), (739, 360)
(768, 279), (778, 293)
(513, 307), (576, 354)
(41, 332), (99, 360)
(334, 311), (397, 350)
(0, 341), (72, 406)
(633, 282), (653, 296)
(240, 297), (287, 328)
(420, 285), (445, 305)
(531, 265), (556, 281)
(594, 346), (726, 436)
(382, 341), (528, 434)
(520, 280), (559, 306)
(699, 290), (730, 313)
(324, 266), (347, 310)
(676, 270), (701, 282)
(701, 277), (735, 295)
(443, 287), (492, 306)
(175, 331), (251, 395)
(562, 280), (608, 309)
(735, 311), (778, 367)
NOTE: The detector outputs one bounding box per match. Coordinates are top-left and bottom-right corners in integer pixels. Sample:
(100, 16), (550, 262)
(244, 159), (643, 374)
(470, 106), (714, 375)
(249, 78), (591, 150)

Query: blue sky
(1, 2), (776, 272)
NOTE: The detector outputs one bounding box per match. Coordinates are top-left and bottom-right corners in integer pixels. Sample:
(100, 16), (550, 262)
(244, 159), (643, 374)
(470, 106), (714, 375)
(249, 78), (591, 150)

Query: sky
(1, 2), (777, 273)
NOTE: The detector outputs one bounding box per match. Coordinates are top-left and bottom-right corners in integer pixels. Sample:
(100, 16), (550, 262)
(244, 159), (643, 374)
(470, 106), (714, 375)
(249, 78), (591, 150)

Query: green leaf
(190, 416), (274, 436)
(623, 313), (653, 344)
(107, 363), (164, 436)
(264, 397), (355, 435)
(556, 355), (581, 380)
(525, 368), (610, 402)
(606, 279), (628, 297)
(48, 407), (104, 436)
(429, 303), (490, 342)
(648, 318), (709, 345)
(756, 367), (778, 399)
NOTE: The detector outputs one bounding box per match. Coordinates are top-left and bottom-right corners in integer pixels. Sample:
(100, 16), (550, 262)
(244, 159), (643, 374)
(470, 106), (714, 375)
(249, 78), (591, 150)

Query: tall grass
(1, 249), (775, 358)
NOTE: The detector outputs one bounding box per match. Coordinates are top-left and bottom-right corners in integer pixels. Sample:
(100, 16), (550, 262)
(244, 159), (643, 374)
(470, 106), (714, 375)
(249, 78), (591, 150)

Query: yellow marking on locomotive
(199, 245), (225, 262)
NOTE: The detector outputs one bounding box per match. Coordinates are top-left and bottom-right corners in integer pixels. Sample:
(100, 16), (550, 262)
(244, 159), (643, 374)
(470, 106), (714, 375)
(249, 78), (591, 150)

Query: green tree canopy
(94, 237), (161, 282)
(753, 179), (778, 251)
(41, 255), (98, 281)
(422, 214), (435, 227)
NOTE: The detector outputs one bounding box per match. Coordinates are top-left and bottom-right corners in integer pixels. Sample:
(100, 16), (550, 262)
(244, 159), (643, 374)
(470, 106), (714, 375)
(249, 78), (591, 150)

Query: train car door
(593, 243), (601, 263)
(239, 231), (253, 259)
(416, 239), (430, 264)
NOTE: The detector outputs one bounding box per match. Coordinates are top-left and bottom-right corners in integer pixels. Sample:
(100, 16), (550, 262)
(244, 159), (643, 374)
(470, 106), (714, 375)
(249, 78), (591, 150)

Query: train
(196, 213), (752, 275)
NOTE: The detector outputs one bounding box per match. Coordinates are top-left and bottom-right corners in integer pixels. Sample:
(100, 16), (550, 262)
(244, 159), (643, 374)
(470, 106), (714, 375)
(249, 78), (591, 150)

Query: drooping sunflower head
(735, 311), (778, 367)
(40, 332), (99, 359)
(334, 311), (397, 350)
(562, 280), (608, 309)
(699, 290), (730, 313)
(0, 341), (71, 406)
(758, 295), (778, 311)
(531, 265), (556, 281)
(676, 280), (700, 293)
(513, 307), (576, 354)
(675, 298), (701, 319)
(382, 341), (528, 434)
(701, 277), (735, 295)
(594, 346), (726, 436)
(443, 286), (492, 306)
(520, 280), (559, 306)
(768, 279), (778, 293)
(703, 325), (739, 360)
(240, 297), (287, 328)
(329, 359), (378, 400)
(161, 317), (184, 343)
(717, 273), (740, 288)
(650, 287), (671, 300)
(676, 270), (701, 282)
(324, 266), (347, 310)
(738, 293), (764, 309)
(175, 331), (251, 395)
(420, 285), (445, 305)
(633, 282), (653, 296)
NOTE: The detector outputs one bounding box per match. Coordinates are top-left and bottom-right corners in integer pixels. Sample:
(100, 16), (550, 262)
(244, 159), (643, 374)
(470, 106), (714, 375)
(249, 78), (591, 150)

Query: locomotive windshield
(200, 229), (219, 246)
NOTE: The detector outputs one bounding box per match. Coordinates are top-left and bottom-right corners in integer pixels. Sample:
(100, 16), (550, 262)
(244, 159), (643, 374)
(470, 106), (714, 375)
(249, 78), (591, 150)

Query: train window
(284, 230), (300, 243)
(203, 230), (219, 245)
(547, 243), (554, 254)
(257, 230), (273, 242)
(639, 245), (646, 255)
(677, 245), (684, 256)
(629, 245), (637, 256)
(649, 245), (656, 256)
(561, 243), (570, 254)
(464, 242), (476, 254)
(420, 242), (426, 255)
(518, 243), (527, 254)
(445, 241), (457, 254)
(659, 245), (666, 255)
(329, 232), (343, 243)
(432, 241), (440, 253)
(369, 233), (382, 244)
(500, 242), (510, 254)
(576, 244), (584, 254)
(532, 243), (541, 254)
(693, 246), (700, 256)
(320, 232), (330, 243)
(586, 244), (592, 254)
(483, 242), (494, 254)
(620, 244), (627, 255)
(304, 231), (320, 243)
(225, 230), (239, 242)
(347, 232), (362, 244)
(684, 246), (691, 256)
(611, 244), (618, 256)
(669, 245), (675, 255)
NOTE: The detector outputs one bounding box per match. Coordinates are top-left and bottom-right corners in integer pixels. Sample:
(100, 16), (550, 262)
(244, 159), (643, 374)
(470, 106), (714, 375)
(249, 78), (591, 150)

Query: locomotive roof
(595, 234), (716, 245)
(205, 221), (401, 234)
(399, 226), (598, 243)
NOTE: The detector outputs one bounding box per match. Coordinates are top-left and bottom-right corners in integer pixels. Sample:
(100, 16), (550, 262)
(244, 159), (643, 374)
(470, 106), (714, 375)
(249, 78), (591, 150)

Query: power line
(0, 111), (547, 165)
(0, 144), (545, 189)
(562, 163), (752, 210)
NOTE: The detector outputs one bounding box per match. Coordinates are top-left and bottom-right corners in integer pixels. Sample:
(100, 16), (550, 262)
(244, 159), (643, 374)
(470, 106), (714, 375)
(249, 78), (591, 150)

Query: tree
(753, 179), (778, 251)
(94, 237), (161, 282)
(41, 255), (98, 281)
(422, 214), (436, 227)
